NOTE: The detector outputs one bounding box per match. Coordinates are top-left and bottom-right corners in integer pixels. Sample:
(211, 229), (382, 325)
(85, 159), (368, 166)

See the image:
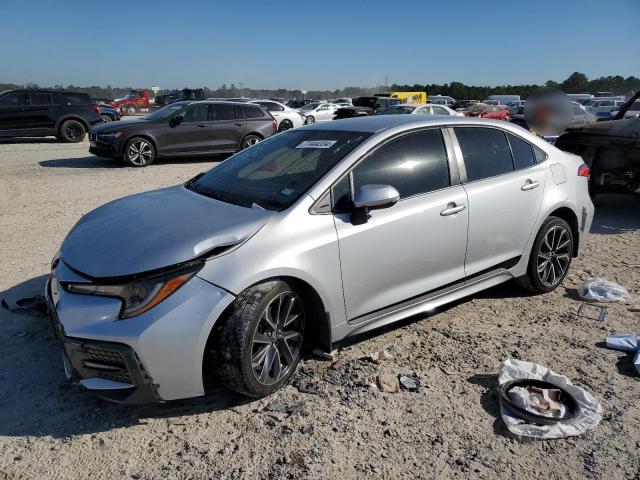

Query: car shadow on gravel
(0, 137), (61, 144)
(39, 154), (230, 169)
(0, 275), (253, 439)
(590, 194), (640, 234)
(467, 374), (510, 437)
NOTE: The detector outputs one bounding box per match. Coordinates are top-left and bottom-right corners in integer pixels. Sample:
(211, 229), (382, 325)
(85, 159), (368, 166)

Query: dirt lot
(0, 137), (639, 480)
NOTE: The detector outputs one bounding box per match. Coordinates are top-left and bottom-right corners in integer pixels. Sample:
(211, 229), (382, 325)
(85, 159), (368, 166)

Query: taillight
(92, 103), (100, 115)
(578, 164), (590, 178)
(267, 111), (277, 131)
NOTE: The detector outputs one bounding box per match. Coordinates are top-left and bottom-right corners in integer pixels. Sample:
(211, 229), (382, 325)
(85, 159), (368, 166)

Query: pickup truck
(334, 96), (403, 119)
(154, 88), (205, 107)
(115, 89), (151, 116)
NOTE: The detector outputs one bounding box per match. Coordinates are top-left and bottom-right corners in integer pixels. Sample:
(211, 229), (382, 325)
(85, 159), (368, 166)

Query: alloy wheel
(127, 141), (153, 166)
(65, 123), (83, 140)
(243, 137), (260, 148)
(536, 225), (571, 287)
(250, 291), (304, 386)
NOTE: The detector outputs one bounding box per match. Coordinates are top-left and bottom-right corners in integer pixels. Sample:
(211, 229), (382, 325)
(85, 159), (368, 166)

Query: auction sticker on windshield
(295, 140), (338, 149)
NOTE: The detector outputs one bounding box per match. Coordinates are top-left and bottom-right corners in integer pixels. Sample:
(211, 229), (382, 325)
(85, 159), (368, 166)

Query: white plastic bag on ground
(498, 359), (602, 439)
(578, 277), (630, 303)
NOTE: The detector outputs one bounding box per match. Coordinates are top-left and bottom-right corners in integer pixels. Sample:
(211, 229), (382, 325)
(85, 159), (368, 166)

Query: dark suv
(0, 90), (102, 142)
(89, 101), (277, 166)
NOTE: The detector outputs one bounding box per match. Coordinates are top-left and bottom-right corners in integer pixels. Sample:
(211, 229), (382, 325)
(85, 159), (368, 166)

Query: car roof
(299, 115), (513, 133)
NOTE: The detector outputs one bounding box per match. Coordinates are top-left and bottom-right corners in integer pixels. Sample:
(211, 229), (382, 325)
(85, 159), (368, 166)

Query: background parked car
(379, 103), (463, 116)
(584, 98), (622, 115)
(569, 101), (597, 126)
(98, 105), (121, 122)
(610, 99), (640, 119)
(249, 100), (304, 131)
(115, 89), (151, 116)
(464, 104), (511, 121)
(154, 88), (205, 107)
(427, 95), (456, 105)
(286, 99), (314, 109)
(0, 89), (101, 142)
(88, 101), (276, 166)
(299, 102), (338, 124)
(334, 96), (403, 119)
(451, 100), (479, 111)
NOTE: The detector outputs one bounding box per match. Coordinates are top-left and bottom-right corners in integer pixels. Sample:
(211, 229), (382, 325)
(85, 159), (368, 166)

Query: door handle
(234, 123), (243, 126)
(440, 203), (466, 216)
(521, 180), (540, 191)
(196, 124), (208, 128)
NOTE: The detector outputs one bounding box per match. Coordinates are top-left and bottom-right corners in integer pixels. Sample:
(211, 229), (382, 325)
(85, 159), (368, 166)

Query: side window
(454, 127), (514, 181)
(181, 104), (210, 122)
(0, 92), (29, 107)
(506, 132), (535, 170)
(214, 104), (237, 120)
(432, 106), (448, 115)
(572, 104), (583, 115)
(262, 102), (284, 112)
(240, 105), (264, 119)
(352, 129), (450, 199)
(319, 104), (329, 110)
(30, 93), (53, 106)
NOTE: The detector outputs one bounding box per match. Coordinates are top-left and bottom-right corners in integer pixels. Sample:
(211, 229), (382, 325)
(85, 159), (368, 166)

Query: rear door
(27, 92), (57, 130)
(451, 126), (546, 276)
(0, 92), (30, 133)
(208, 103), (245, 151)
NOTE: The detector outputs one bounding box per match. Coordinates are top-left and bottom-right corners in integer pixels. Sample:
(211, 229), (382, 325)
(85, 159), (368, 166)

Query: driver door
(166, 103), (214, 154)
(333, 128), (468, 322)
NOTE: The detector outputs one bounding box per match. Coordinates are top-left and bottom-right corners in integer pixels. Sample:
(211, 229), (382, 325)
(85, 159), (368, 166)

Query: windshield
(144, 102), (189, 121)
(301, 103), (320, 111)
(189, 130), (371, 211)
(380, 106), (415, 115)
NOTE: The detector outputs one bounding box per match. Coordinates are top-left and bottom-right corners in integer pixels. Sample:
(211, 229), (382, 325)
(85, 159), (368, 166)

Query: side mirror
(351, 184), (400, 225)
(170, 116), (183, 127)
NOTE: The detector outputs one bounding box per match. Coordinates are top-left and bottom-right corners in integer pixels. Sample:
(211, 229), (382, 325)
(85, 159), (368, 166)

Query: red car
(464, 104), (511, 121)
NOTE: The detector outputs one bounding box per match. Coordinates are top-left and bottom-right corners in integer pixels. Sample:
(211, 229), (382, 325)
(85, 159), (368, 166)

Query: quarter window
(454, 127), (514, 181)
(506, 132), (535, 170)
(352, 129), (450, 199)
(240, 105), (265, 119)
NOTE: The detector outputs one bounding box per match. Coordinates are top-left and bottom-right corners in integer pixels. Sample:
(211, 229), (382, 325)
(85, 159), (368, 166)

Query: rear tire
(516, 216), (574, 293)
(240, 134), (262, 149)
(101, 114), (112, 123)
(211, 280), (306, 397)
(126, 106), (136, 116)
(58, 119), (86, 143)
(122, 137), (155, 167)
(278, 119), (293, 132)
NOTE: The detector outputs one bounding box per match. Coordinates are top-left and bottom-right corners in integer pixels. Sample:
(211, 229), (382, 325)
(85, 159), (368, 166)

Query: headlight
(98, 132), (124, 142)
(65, 267), (198, 319)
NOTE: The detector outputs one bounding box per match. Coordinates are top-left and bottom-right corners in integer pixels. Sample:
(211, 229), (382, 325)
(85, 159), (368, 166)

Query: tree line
(2, 72), (638, 101)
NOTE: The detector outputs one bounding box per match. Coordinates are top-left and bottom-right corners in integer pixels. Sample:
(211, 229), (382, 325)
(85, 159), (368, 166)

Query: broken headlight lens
(66, 268), (197, 319)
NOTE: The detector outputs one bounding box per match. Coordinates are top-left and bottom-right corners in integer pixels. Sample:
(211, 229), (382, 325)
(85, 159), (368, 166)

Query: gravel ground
(0, 137), (639, 480)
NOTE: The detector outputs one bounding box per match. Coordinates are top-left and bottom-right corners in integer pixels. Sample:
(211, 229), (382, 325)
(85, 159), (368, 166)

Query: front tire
(212, 280), (306, 397)
(517, 217), (574, 293)
(122, 137), (155, 167)
(305, 115), (315, 124)
(58, 119), (86, 143)
(126, 106), (136, 116)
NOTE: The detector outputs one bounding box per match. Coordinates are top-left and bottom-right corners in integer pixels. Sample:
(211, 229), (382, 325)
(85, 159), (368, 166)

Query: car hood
(90, 118), (152, 134)
(565, 118), (640, 139)
(60, 186), (274, 278)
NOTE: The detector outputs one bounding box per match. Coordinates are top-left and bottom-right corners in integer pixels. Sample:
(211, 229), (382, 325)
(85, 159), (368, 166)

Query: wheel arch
(55, 115), (89, 132)
(546, 206), (580, 257)
(201, 274), (332, 388)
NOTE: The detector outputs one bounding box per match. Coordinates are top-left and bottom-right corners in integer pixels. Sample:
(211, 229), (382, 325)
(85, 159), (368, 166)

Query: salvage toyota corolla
(46, 115), (594, 403)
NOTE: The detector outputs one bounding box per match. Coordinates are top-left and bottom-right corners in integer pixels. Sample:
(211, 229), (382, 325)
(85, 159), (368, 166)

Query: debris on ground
(312, 347), (338, 361)
(1, 295), (48, 313)
(606, 333), (640, 375)
(365, 350), (393, 364)
(398, 373), (421, 392)
(377, 373), (400, 393)
(577, 303), (607, 321)
(498, 359), (602, 439)
(578, 277), (631, 303)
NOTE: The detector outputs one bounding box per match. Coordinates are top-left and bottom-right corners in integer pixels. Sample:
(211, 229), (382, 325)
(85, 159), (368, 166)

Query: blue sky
(1, 0), (638, 90)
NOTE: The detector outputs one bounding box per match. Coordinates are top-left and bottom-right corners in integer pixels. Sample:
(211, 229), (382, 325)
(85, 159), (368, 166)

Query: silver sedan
(47, 115), (593, 403)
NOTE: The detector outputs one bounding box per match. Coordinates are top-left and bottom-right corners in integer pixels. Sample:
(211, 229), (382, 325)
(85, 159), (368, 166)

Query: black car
(89, 101), (277, 167)
(154, 88), (205, 107)
(286, 99), (314, 109)
(0, 90), (102, 142)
